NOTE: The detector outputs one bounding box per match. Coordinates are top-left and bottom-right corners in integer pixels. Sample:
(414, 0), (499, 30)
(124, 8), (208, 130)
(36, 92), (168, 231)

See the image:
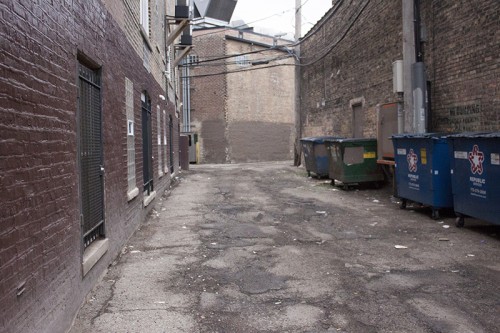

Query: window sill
(127, 187), (139, 202)
(143, 191), (156, 207)
(140, 27), (152, 51)
(82, 238), (109, 277)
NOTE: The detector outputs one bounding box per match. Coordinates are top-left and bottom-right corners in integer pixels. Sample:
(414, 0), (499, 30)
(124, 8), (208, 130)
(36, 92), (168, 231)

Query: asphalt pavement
(69, 161), (500, 333)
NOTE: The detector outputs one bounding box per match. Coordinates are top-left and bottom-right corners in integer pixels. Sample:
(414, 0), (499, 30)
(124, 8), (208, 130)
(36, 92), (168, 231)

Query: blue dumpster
(392, 133), (453, 219)
(447, 132), (500, 227)
(300, 137), (343, 178)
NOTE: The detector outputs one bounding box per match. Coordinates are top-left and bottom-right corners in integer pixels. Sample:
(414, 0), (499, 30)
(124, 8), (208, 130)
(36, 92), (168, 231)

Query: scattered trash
(182, 226), (187, 229)
(369, 222), (378, 226)
(372, 199), (380, 203)
(210, 242), (217, 245)
(437, 221), (444, 224)
(252, 251), (257, 254)
(439, 238), (450, 241)
(443, 225), (450, 229)
(394, 245), (408, 249)
(130, 250), (141, 254)
(274, 301), (282, 305)
(467, 254), (475, 257)
(316, 211), (327, 214)
(451, 270), (460, 273)
(154, 301), (166, 304)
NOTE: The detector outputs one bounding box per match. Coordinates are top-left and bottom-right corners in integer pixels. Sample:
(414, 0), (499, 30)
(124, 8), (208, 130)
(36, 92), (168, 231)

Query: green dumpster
(325, 138), (384, 188)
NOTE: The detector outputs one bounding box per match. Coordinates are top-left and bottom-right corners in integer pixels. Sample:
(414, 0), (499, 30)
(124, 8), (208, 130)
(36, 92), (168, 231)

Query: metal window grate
(142, 93), (153, 194)
(79, 63), (105, 248)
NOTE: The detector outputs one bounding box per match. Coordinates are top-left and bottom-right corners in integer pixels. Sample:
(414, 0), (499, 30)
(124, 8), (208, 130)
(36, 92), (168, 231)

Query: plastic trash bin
(392, 133), (453, 219)
(325, 138), (384, 189)
(300, 136), (343, 178)
(447, 132), (500, 227)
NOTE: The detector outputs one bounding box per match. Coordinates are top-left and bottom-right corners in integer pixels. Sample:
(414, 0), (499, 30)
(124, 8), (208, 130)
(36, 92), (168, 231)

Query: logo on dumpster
(468, 145), (484, 175)
(407, 149), (418, 172)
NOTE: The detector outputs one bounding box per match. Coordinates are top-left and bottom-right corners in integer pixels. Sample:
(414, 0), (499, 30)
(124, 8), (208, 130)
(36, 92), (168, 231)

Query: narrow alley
(70, 162), (500, 333)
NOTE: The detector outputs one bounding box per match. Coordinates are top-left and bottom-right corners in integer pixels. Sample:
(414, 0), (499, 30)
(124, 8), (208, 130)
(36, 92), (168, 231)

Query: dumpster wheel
(399, 199), (407, 209)
(431, 208), (440, 220)
(455, 215), (465, 228)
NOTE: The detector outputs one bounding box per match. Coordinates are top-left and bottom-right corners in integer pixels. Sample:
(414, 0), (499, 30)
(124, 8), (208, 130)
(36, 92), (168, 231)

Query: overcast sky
(231, 0), (332, 40)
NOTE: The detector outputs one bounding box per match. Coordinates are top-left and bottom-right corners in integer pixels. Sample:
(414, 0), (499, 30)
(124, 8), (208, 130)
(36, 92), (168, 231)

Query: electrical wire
(300, 0), (371, 66)
(179, 0), (370, 78)
(181, 60), (296, 79)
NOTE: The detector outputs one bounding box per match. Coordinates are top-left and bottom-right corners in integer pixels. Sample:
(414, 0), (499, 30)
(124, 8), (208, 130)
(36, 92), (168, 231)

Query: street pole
(402, 0), (416, 133)
(294, 0), (302, 166)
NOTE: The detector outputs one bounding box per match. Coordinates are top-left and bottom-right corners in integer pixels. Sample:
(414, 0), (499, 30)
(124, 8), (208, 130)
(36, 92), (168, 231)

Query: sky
(230, 0), (332, 40)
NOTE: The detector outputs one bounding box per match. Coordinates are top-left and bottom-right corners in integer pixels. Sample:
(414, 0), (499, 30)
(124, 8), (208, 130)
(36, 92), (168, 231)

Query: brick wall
(191, 28), (296, 163)
(190, 29), (229, 163)
(300, 0), (403, 139)
(300, 0), (499, 138)
(0, 0), (178, 332)
(423, 0), (500, 132)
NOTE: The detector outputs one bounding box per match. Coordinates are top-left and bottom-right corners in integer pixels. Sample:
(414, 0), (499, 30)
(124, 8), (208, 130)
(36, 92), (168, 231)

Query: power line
(179, 0), (369, 78)
(300, 0), (371, 66)
(181, 60), (296, 79)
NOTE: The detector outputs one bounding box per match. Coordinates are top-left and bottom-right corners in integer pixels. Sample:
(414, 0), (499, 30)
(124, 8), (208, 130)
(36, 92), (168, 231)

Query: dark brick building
(0, 0), (182, 332)
(299, 0), (499, 139)
(189, 27), (296, 164)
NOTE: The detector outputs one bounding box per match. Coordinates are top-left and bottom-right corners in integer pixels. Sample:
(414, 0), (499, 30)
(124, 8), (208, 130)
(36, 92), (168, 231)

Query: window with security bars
(78, 62), (105, 248)
(235, 55), (250, 66)
(142, 92), (153, 195)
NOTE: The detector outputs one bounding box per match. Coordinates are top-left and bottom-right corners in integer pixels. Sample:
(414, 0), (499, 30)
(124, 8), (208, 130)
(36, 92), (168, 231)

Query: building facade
(188, 27), (296, 163)
(299, 0), (499, 139)
(0, 0), (184, 332)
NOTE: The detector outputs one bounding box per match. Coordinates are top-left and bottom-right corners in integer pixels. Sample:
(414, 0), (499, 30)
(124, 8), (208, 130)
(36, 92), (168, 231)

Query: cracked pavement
(69, 162), (500, 333)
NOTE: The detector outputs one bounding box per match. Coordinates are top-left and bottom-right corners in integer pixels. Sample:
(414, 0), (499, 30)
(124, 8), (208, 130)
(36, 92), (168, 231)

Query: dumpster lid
(328, 137), (377, 143)
(300, 136), (344, 143)
(446, 132), (500, 139)
(391, 132), (451, 140)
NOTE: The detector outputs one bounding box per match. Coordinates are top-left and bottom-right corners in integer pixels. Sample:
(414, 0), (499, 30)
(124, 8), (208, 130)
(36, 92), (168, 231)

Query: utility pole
(402, 0), (415, 133)
(294, 0), (302, 166)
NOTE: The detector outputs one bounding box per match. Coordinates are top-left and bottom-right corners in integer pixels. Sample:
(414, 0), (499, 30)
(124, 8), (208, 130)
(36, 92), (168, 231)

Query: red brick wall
(300, 0), (403, 138)
(191, 28), (296, 163)
(190, 29), (229, 163)
(0, 1), (176, 332)
(423, 0), (500, 131)
(300, 0), (499, 137)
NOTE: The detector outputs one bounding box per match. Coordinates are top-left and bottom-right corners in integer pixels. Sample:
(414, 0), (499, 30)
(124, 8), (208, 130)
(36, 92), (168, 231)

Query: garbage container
(447, 132), (500, 227)
(300, 136), (343, 178)
(392, 133), (453, 219)
(325, 138), (384, 189)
